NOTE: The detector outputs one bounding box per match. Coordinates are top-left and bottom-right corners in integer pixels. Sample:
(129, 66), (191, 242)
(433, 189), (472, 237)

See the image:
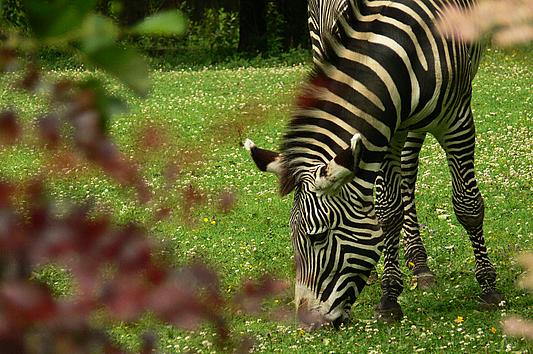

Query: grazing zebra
(245, 0), (502, 327)
(308, 0), (435, 287)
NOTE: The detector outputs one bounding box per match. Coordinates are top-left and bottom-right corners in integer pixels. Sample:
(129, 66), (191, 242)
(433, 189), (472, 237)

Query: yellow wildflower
(408, 261), (415, 268)
(211, 220), (217, 225)
(203, 217), (209, 222)
(454, 316), (464, 324)
(490, 326), (497, 334)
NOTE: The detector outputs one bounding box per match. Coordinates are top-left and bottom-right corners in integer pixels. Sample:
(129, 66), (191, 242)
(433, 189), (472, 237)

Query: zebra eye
(307, 230), (329, 243)
(318, 165), (327, 177)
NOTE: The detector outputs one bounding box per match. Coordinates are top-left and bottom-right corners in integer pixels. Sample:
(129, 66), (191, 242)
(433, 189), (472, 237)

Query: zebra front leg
(401, 132), (435, 289)
(441, 118), (503, 307)
(374, 139), (406, 322)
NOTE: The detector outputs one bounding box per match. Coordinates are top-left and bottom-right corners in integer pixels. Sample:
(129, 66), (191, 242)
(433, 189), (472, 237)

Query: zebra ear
(314, 133), (363, 194)
(244, 139), (283, 176)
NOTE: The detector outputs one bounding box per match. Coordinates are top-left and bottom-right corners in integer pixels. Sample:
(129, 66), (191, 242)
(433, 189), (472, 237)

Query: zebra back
(282, 0), (482, 195)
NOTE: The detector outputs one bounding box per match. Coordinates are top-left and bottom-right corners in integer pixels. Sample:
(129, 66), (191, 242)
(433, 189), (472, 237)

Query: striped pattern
(308, 0), (434, 277)
(399, 131), (429, 273)
(284, 0), (498, 323)
(308, 0), (349, 64)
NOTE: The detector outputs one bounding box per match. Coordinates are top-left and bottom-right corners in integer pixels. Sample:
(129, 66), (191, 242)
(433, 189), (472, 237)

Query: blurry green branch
(2, 0), (186, 96)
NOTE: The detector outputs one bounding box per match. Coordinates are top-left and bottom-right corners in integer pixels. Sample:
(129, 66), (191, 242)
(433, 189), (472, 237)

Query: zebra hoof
(332, 316), (352, 329)
(374, 298), (403, 323)
(415, 272), (436, 290)
(479, 290), (505, 310)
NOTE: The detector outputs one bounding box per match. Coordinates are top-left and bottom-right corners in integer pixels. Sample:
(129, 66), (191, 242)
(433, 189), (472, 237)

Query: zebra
(245, 0), (502, 327)
(308, 0), (435, 288)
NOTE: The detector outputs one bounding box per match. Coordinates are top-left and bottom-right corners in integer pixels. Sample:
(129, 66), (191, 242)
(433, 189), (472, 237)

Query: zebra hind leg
(442, 117), (504, 308)
(452, 191), (504, 308)
(401, 132), (435, 289)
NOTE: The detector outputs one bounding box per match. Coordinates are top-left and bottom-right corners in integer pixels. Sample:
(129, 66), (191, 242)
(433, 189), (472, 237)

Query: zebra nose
(297, 298), (330, 330)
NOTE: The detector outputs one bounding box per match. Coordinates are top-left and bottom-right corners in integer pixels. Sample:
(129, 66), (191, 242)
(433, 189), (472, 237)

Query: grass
(0, 47), (532, 353)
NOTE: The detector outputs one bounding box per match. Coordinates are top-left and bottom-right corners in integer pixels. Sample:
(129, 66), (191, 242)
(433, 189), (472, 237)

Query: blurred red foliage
(0, 40), (286, 353)
(0, 110), (21, 144)
(0, 33), (282, 354)
(0, 179), (286, 352)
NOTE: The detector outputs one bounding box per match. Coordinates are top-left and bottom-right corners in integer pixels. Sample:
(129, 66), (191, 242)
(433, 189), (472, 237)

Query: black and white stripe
(308, 0), (349, 65)
(280, 0), (500, 324)
(308, 0), (436, 282)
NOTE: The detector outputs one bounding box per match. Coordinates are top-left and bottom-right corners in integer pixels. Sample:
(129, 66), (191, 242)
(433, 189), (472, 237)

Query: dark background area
(1, 0), (310, 62)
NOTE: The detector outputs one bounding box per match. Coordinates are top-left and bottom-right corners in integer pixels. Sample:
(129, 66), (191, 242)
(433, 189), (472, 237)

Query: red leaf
(72, 110), (102, 147)
(32, 223), (76, 261)
(0, 48), (17, 72)
(117, 237), (152, 273)
(56, 299), (97, 328)
(145, 264), (168, 285)
(234, 277), (288, 314)
(0, 209), (25, 252)
(154, 207), (172, 221)
(70, 89), (97, 115)
(177, 263), (220, 297)
(94, 226), (130, 261)
(147, 280), (207, 330)
(136, 124), (168, 151)
(102, 276), (149, 321)
(218, 189), (236, 214)
(18, 65), (40, 91)
(163, 161), (181, 186)
(0, 111), (21, 144)
(141, 332), (156, 354)
(0, 181), (14, 208)
(0, 282), (57, 326)
(135, 180), (152, 204)
(37, 113), (61, 148)
(52, 80), (74, 102)
(180, 184), (206, 224)
(70, 264), (100, 296)
(44, 150), (85, 178)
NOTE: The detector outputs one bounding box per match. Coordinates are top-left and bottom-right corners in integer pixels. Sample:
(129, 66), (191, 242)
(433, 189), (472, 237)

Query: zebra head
(244, 136), (382, 328)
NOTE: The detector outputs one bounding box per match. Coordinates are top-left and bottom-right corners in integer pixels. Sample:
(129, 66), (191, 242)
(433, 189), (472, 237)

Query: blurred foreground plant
(0, 1), (288, 352)
(501, 254), (533, 341)
(438, 0), (533, 47)
(0, 183), (288, 351)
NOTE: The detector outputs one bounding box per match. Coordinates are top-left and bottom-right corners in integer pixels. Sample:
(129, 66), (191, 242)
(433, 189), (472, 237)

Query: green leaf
(23, 0), (97, 39)
(81, 14), (119, 53)
(132, 10), (187, 36)
(86, 44), (150, 97)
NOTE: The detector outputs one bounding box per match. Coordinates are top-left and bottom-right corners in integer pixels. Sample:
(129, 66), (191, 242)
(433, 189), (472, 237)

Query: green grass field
(0, 47), (532, 352)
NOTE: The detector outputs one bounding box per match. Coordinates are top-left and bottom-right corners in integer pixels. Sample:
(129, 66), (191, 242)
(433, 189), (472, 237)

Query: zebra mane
(279, 67), (336, 196)
(279, 3), (362, 196)
(309, 0), (360, 63)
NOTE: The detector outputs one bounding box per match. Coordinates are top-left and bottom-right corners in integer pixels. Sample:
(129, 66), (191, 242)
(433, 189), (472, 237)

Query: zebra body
(308, 0), (435, 282)
(246, 0), (501, 326)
